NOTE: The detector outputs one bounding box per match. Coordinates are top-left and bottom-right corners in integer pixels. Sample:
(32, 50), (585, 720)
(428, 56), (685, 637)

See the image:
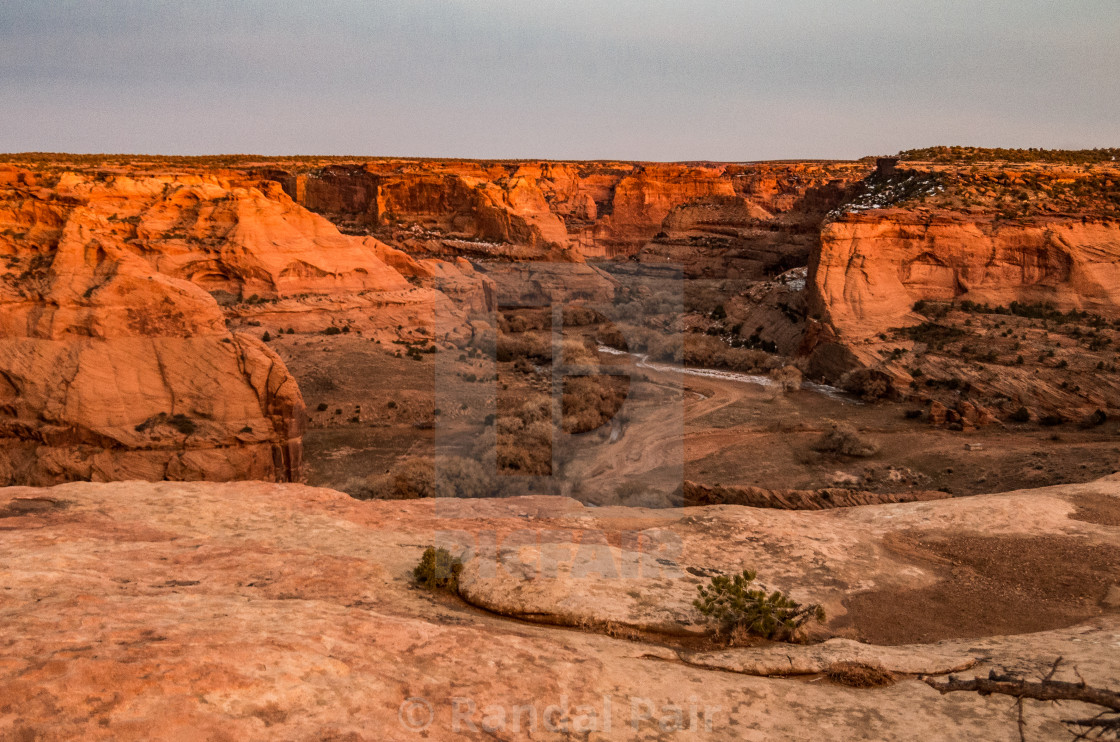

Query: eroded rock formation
(274, 159), (869, 266)
(812, 213), (1120, 344)
(0, 165), (484, 485)
(804, 156), (1120, 418)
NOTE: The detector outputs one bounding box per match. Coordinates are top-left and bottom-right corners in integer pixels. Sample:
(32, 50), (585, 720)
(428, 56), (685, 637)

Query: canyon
(3, 151), (1120, 494)
(2, 148), (1120, 740)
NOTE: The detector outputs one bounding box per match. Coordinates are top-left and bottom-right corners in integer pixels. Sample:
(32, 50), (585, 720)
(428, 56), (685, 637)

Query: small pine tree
(413, 547), (463, 592)
(694, 570), (825, 641)
(262, 331), (271, 342)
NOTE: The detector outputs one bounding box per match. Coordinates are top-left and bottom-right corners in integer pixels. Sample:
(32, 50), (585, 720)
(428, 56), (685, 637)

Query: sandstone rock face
(277, 160), (869, 264)
(0, 169), (476, 485)
(583, 164), (736, 256)
(2, 478), (1118, 739)
(280, 164), (574, 259)
(801, 158), (1120, 420)
(0, 175), (311, 484)
(812, 212), (1120, 342)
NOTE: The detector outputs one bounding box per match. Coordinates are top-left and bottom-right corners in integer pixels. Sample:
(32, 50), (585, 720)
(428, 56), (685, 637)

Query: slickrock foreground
(2, 478), (1118, 740)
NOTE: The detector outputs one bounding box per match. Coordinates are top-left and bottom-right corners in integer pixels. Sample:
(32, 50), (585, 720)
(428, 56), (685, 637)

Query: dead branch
(922, 663), (1120, 740)
(922, 670), (1120, 712)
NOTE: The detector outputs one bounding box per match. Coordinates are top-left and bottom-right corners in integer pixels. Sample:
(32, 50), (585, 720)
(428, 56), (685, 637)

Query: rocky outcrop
(0, 168), (485, 485)
(2, 478), (1118, 739)
(0, 172), (314, 484)
(803, 159), (1120, 421)
(812, 212), (1120, 343)
(278, 164), (575, 259)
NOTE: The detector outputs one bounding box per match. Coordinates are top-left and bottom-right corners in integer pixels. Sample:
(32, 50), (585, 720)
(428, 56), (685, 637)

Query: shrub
(413, 547), (463, 592)
(1009, 406), (1031, 423)
(262, 331), (271, 342)
(693, 570), (825, 641)
(826, 662), (895, 688)
(812, 422), (880, 457)
(345, 456), (496, 500)
(316, 402), (328, 412)
(323, 326), (342, 336)
(562, 374), (629, 434)
(840, 369), (894, 401)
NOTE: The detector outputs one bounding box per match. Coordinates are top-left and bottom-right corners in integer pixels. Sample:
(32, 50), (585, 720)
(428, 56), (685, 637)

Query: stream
(596, 345), (853, 402)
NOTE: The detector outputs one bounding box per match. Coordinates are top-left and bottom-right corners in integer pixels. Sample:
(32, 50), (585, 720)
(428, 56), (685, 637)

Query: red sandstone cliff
(0, 165), (483, 485)
(804, 156), (1120, 417)
(812, 212), (1120, 344)
(810, 160), (1120, 344)
(272, 159), (868, 265)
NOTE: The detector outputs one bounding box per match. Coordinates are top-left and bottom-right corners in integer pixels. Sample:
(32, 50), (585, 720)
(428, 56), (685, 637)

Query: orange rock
(811, 213), (1120, 342)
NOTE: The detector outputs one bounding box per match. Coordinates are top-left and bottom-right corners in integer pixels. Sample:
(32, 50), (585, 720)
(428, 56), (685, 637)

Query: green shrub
(413, 547), (463, 592)
(693, 570), (825, 641)
(897, 322), (966, 349)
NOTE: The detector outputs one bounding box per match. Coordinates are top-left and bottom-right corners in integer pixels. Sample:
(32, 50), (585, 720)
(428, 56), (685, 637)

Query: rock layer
(812, 212), (1120, 343)
(276, 159), (869, 264)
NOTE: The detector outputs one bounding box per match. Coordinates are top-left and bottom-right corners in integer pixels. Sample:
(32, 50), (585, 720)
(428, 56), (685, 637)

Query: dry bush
(498, 308), (549, 334)
(562, 305), (603, 327)
(344, 456), (496, 500)
(495, 390), (553, 475)
(562, 375), (629, 434)
(561, 337), (597, 365)
(496, 331), (551, 363)
(769, 365), (803, 392)
(825, 662), (895, 688)
(840, 368), (897, 401)
(812, 422), (880, 458)
(684, 334), (776, 373)
(636, 328), (682, 363)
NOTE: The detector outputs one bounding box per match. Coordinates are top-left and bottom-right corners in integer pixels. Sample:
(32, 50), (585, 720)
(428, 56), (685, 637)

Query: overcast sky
(1, 1), (1117, 160)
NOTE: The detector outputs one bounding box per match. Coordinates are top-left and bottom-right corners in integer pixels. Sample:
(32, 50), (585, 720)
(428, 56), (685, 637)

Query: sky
(1, 0), (1118, 161)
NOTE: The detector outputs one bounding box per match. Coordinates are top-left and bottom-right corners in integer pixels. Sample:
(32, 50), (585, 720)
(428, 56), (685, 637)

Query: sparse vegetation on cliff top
(898, 146), (1120, 165)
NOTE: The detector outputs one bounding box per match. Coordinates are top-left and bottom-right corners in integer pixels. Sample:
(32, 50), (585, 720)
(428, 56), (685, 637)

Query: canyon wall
(804, 156), (1120, 416)
(273, 160), (869, 268)
(0, 165), (479, 485)
(812, 212), (1120, 342)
